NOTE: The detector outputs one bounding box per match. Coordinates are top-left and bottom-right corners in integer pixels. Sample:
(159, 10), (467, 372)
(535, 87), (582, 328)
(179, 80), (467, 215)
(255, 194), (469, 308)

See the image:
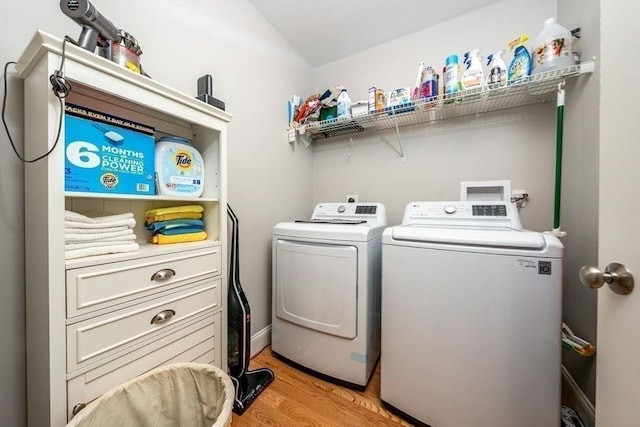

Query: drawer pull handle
(151, 309), (176, 325)
(151, 269), (176, 282)
(71, 403), (86, 418)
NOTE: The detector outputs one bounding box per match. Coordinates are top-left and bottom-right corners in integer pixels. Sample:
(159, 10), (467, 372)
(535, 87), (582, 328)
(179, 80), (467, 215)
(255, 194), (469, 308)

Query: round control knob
(444, 205), (457, 214)
(337, 205), (346, 213)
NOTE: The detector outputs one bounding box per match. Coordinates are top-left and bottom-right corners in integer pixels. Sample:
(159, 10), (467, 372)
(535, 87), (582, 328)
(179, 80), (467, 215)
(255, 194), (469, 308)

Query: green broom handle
(554, 83), (565, 231)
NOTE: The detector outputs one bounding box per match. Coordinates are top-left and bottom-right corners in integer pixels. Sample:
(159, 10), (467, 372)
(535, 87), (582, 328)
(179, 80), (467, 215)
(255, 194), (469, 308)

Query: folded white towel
(65, 243), (140, 260)
(65, 228), (134, 243)
(65, 210), (135, 224)
(65, 218), (136, 229)
(65, 240), (138, 251)
(65, 225), (130, 234)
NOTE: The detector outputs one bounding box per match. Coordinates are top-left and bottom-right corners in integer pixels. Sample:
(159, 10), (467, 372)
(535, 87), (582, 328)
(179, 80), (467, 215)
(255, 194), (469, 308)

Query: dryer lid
(273, 221), (384, 241)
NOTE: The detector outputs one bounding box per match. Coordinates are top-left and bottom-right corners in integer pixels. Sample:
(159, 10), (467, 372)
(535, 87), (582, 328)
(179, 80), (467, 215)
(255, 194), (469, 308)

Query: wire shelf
(302, 61), (594, 141)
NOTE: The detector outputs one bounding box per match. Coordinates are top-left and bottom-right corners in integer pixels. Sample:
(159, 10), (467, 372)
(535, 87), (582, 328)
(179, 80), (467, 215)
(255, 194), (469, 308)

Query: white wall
(312, 0), (559, 228)
(0, 1), (313, 425)
(0, 1), (601, 424)
(310, 0), (599, 407)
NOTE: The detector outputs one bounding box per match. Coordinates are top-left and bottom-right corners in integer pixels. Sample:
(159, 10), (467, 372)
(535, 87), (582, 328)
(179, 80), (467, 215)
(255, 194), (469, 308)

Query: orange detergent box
(64, 104), (156, 195)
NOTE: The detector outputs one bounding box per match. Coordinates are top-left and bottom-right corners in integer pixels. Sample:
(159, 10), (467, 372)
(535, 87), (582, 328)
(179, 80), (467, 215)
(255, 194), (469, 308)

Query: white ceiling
(248, 0), (502, 66)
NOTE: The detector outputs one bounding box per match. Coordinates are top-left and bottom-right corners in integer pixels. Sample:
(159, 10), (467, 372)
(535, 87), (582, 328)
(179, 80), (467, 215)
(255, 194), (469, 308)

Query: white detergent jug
(531, 18), (574, 74)
(155, 136), (205, 197)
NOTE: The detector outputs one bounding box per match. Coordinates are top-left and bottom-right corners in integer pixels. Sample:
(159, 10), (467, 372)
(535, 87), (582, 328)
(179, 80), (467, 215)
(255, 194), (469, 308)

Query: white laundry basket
(66, 363), (234, 427)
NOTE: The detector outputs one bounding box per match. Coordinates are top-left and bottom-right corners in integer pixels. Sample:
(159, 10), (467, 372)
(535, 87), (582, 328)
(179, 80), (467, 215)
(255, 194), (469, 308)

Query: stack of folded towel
(145, 205), (207, 244)
(65, 210), (139, 260)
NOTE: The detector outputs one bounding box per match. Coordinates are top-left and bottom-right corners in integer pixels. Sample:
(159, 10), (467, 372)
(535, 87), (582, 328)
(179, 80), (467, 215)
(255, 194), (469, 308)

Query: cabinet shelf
(303, 61), (594, 141)
(65, 191), (220, 203)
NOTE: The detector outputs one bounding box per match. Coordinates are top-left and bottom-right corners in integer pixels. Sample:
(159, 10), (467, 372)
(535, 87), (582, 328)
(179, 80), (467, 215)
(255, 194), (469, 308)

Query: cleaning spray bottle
(412, 62), (425, 101)
(507, 34), (532, 84)
(486, 50), (507, 89)
(461, 49), (483, 91)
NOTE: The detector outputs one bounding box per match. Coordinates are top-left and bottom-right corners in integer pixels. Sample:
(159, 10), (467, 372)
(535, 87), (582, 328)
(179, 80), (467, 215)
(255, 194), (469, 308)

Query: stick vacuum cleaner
(227, 204), (274, 414)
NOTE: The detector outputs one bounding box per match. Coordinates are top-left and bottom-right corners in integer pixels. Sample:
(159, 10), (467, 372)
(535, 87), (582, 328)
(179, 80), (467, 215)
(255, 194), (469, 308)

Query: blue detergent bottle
(507, 34), (532, 84)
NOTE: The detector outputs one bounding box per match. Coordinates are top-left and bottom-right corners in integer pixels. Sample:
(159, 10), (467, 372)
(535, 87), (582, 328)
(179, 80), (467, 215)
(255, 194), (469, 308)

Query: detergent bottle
(531, 18), (574, 74)
(155, 136), (205, 197)
(336, 88), (352, 119)
(461, 49), (483, 90)
(507, 34), (532, 84)
(486, 50), (507, 89)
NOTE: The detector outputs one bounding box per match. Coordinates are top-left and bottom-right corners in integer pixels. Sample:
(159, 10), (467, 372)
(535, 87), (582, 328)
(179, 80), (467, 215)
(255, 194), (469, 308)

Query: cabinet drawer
(67, 246), (221, 318)
(67, 278), (220, 372)
(67, 311), (221, 421)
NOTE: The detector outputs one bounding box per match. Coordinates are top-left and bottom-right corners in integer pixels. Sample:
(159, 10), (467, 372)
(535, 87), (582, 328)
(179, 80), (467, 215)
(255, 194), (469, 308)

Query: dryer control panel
(309, 202), (387, 227)
(402, 201), (522, 229)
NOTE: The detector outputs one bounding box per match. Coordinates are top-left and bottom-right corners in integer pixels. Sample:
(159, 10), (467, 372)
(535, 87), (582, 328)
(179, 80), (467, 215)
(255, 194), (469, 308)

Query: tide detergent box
(64, 104), (155, 195)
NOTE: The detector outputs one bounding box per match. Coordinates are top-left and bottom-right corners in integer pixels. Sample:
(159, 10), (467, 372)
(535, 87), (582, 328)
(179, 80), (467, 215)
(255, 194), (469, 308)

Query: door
(596, 1), (640, 425)
(274, 239), (358, 338)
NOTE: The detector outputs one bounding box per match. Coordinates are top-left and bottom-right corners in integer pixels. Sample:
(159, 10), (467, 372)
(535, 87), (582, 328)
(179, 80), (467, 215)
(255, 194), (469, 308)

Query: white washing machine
(272, 202), (386, 387)
(381, 201), (563, 427)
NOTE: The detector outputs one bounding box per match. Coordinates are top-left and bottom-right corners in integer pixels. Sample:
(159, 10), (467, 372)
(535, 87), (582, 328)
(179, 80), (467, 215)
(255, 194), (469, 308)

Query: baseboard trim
(250, 324), (271, 357)
(561, 365), (595, 427)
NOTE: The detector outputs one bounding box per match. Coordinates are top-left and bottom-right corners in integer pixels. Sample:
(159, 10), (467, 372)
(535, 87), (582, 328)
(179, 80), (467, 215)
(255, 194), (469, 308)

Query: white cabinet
(16, 30), (230, 427)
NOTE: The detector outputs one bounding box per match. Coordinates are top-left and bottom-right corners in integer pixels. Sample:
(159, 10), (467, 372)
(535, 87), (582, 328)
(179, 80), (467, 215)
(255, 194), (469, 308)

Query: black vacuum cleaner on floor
(227, 204), (274, 415)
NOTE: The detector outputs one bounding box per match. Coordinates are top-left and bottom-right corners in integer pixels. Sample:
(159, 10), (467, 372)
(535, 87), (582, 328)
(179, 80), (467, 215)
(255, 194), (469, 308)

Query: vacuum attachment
(231, 368), (275, 415)
(196, 75), (226, 110)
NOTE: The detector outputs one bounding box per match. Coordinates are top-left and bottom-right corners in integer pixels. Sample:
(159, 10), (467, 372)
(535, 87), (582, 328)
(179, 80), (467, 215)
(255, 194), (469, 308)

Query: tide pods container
(155, 136), (205, 197)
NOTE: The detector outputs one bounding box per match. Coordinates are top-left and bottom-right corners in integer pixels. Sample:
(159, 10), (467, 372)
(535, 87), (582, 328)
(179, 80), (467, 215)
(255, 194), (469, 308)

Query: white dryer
(381, 201), (563, 427)
(272, 202), (386, 388)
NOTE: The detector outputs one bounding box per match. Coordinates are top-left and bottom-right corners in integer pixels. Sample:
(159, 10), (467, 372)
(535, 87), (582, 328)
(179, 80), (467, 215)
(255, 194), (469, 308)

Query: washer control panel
(402, 201), (521, 229)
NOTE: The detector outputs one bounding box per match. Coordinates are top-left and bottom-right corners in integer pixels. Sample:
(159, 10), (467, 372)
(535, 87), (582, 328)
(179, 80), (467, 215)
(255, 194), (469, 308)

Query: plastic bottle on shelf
(486, 50), (507, 89)
(412, 62), (425, 101)
(531, 18), (574, 74)
(336, 88), (352, 119)
(461, 49), (483, 90)
(420, 66), (438, 106)
(444, 54), (461, 99)
(507, 34), (532, 84)
(155, 136), (205, 198)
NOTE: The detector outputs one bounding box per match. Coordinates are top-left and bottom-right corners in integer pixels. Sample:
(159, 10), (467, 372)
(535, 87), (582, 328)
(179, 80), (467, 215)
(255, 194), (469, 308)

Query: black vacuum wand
(227, 204), (274, 414)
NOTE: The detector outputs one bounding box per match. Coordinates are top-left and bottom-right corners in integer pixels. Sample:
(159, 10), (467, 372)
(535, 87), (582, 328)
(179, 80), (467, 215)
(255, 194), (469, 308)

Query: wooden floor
(231, 346), (413, 427)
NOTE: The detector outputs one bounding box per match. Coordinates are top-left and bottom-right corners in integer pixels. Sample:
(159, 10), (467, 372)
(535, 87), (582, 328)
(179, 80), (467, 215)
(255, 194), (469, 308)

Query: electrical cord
(2, 36), (73, 163)
(49, 36), (73, 98)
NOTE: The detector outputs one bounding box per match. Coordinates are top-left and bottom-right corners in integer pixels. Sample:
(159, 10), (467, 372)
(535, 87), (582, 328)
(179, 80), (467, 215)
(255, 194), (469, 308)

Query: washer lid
(389, 225), (546, 249)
